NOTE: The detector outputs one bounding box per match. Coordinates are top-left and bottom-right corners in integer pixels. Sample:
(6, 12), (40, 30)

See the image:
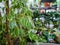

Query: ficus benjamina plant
(0, 0), (36, 45)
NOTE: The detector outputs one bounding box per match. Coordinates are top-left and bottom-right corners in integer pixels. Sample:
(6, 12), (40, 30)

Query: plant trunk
(6, 0), (11, 45)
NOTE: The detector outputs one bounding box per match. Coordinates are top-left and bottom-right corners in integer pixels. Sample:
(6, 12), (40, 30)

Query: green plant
(0, 0), (35, 45)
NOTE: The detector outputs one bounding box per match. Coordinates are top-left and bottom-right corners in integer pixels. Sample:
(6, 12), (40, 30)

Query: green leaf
(19, 29), (25, 37)
(14, 27), (19, 37)
(29, 32), (38, 41)
(9, 20), (17, 29)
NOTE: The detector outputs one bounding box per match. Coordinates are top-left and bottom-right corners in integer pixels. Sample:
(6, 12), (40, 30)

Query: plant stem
(6, 0), (11, 45)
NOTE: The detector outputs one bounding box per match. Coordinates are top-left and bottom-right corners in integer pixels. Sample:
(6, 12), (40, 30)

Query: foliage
(0, 0), (35, 45)
(33, 10), (60, 43)
(0, 0), (60, 45)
